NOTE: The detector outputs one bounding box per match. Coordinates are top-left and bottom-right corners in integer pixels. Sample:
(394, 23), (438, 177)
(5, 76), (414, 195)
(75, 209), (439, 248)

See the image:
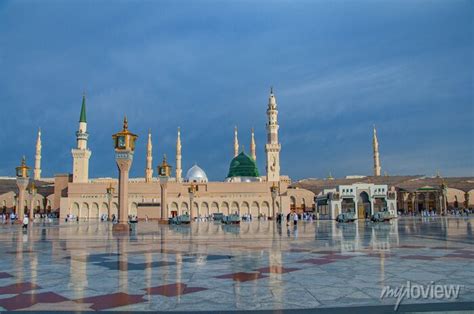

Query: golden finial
(123, 116), (128, 130)
(241, 145), (245, 152)
(21, 155), (26, 166)
(270, 86), (273, 94)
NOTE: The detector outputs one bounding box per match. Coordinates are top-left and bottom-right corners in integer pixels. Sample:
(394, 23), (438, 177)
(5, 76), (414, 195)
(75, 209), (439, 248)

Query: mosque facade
(53, 89), (314, 220)
(1, 89), (473, 219)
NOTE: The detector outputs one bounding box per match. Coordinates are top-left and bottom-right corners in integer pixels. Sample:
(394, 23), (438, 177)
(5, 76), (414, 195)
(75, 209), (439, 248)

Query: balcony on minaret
(76, 130), (89, 141)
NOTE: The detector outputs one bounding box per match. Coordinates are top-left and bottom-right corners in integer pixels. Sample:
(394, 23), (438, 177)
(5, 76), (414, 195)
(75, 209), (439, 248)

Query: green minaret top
(79, 94), (87, 123)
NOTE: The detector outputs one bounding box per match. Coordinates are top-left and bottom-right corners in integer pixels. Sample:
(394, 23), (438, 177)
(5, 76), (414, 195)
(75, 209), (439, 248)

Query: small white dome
(185, 164), (208, 182)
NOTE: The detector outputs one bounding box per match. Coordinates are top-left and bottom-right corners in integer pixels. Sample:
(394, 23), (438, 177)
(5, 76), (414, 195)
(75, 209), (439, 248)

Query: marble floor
(0, 217), (473, 312)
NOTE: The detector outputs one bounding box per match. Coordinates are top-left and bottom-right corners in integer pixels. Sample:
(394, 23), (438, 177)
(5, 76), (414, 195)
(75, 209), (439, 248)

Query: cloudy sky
(0, 0), (472, 180)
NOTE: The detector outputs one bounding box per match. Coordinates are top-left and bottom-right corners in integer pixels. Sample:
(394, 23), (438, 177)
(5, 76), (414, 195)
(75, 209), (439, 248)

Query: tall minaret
(373, 125), (381, 177)
(265, 87), (281, 182)
(234, 126), (239, 157)
(71, 93), (92, 183)
(250, 127), (256, 161)
(145, 129), (153, 182)
(176, 127), (182, 182)
(34, 128), (42, 180)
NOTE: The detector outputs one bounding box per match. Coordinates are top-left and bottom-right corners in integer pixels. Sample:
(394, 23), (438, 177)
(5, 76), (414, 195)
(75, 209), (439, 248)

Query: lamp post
(106, 183), (115, 221)
(112, 117), (138, 232)
(29, 182), (37, 221)
(441, 181), (448, 216)
(13, 195), (17, 215)
(464, 192), (469, 211)
(158, 155), (172, 223)
(188, 183), (197, 221)
(15, 156), (30, 224)
(270, 183), (278, 220)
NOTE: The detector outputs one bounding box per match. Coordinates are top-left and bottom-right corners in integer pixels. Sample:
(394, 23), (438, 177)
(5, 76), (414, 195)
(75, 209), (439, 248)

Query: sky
(0, 0), (472, 181)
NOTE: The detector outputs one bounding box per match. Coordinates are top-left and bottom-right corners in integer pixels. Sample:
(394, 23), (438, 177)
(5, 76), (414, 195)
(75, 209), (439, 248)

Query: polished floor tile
(0, 217), (472, 311)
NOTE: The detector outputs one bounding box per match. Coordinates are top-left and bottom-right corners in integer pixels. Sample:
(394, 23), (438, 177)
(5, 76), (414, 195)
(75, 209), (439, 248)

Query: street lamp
(112, 116), (138, 232)
(441, 180), (448, 216)
(15, 156), (30, 223)
(28, 182), (37, 221)
(188, 183), (197, 221)
(270, 183), (278, 221)
(13, 195), (17, 215)
(106, 183), (115, 221)
(157, 155), (172, 223)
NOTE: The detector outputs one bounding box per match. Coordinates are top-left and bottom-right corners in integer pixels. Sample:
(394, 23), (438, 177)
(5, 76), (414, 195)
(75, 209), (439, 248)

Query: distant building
(294, 176), (474, 217)
(315, 183), (397, 219)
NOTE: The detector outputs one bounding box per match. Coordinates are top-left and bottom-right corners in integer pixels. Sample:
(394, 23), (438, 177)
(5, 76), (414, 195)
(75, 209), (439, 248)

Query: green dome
(227, 152), (260, 178)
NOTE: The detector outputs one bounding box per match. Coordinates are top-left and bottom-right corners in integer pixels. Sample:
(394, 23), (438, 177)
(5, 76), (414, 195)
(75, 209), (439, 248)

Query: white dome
(185, 164), (208, 182)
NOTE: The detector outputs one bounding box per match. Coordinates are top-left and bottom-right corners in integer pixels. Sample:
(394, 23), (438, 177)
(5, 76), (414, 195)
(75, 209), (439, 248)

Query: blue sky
(0, 0), (472, 180)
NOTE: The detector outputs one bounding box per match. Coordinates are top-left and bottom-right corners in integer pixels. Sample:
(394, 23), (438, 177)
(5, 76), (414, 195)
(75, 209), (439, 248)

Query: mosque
(0, 89), (314, 220)
(1, 89), (472, 220)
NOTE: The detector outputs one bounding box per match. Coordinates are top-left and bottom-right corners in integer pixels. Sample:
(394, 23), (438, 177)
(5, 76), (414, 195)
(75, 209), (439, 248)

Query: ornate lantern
(112, 116), (138, 152)
(157, 155), (172, 178)
(16, 156), (30, 178)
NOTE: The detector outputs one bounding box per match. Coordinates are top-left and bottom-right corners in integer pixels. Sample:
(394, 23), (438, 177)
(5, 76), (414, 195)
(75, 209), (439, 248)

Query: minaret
(176, 127), (182, 182)
(71, 93), (92, 183)
(250, 128), (256, 161)
(373, 125), (381, 177)
(234, 126), (239, 157)
(145, 129), (153, 182)
(265, 87), (281, 182)
(34, 128), (42, 180)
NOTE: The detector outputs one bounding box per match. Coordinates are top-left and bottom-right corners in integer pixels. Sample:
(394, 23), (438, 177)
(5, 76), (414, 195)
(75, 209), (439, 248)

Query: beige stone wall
(53, 174), (71, 210)
(0, 191), (55, 213)
(59, 179), (314, 219)
(447, 188), (467, 206)
(0, 191), (16, 212)
(286, 187), (315, 211)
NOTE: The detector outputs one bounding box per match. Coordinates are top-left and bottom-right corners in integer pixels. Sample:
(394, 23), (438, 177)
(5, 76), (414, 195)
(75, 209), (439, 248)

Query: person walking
(22, 215), (29, 230)
(293, 212), (298, 227)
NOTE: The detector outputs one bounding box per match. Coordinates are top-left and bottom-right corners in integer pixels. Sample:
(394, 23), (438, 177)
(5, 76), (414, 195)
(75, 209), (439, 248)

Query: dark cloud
(0, 0), (472, 179)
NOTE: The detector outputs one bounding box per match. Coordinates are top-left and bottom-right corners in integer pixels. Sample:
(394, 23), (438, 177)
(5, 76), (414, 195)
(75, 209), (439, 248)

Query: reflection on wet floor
(0, 217), (472, 311)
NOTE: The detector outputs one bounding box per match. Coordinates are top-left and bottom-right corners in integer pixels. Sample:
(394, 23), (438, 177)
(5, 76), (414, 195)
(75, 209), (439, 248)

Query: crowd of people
(398, 208), (472, 217)
(1, 212), (56, 224)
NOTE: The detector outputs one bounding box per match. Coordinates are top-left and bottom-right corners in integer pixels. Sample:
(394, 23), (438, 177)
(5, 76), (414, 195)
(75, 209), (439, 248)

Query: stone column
(114, 151), (133, 231)
(189, 193), (194, 219)
(29, 190), (36, 221)
(370, 197), (375, 216)
(434, 191), (439, 214)
(354, 198), (358, 219)
(16, 178), (29, 222)
(442, 187), (448, 215)
(424, 193), (430, 211)
(438, 193), (443, 215)
(160, 180), (168, 222)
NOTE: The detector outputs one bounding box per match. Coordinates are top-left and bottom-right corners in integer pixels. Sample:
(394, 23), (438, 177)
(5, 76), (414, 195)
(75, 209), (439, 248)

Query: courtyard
(0, 217), (472, 312)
